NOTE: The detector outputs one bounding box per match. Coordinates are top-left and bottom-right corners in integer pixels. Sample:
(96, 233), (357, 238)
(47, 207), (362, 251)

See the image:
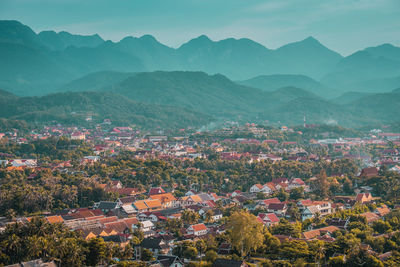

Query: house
(150, 193), (178, 208)
(138, 212), (163, 222)
(298, 200), (332, 221)
(135, 237), (170, 260)
(375, 205), (390, 217)
(231, 190), (242, 197)
(257, 198), (281, 209)
(249, 184), (263, 193)
(359, 167), (378, 178)
(288, 178), (305, 189)
(149, 187), (166, 196)
(187, 223), (208, 236)
(132, 199), (162, 212)
(302, 226), (340, 240)
(133, 220), (155, 232)
(355, 193), (373, 204)
(180, 195), (202, 206)
(360, 212), (380, 224)
(261, 183), (276, 194)
(111, 180), (123, 189)
(144, 199), (163, 211)
(211, 209), (223, 221)
(116, 187), (141, 196)
(200, 208), (223, 221)
(117, 196), (136, 206)
(157, 255), (184, 267)
(257, 213), (280, 226)
(121, 204), (136, 215)
(301, 206), (320, 221)
(326, 218), (349, 229)
(45, 215), (64, 224)
(94, 201), (120, 213)
(267, 203), (287, 216)
(104, 221), (130, 234)
(212, 259), (248, 267)
(133, 200), (149, 213)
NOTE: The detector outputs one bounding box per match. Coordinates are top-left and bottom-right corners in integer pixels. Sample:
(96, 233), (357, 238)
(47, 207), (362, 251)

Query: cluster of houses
(15, 173), (389, 265)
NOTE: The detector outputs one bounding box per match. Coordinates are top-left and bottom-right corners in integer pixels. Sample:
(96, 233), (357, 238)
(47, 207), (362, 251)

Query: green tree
(226, 210), (265, 257)
(141, 248), (154, 261)
(85, 238), (108, 266)
(204, 250), (217, 263)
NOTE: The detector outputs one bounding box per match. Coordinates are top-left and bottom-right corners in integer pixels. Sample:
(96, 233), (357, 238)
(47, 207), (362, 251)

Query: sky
(1, 0), (399, 55)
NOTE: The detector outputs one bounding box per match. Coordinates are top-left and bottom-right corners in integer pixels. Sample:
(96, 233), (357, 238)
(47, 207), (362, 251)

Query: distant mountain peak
(196, 34), (212, 41)
(301, 36), (323, 45)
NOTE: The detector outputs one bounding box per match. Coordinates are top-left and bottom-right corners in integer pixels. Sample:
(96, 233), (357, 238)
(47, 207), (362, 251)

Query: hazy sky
(1, 0), (399, 55)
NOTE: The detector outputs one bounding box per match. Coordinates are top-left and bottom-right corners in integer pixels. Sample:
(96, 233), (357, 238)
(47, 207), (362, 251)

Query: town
(1, 122), (400, 266)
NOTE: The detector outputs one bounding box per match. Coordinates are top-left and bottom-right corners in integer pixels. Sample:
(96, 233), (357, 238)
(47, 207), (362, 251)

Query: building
(187, 223), (208, 236)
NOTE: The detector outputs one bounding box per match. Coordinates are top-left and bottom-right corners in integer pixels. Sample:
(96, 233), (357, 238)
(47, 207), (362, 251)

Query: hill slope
(238, 74), (334, 98)
(110, 71), (265, 118)
(0, 91), (211, 129)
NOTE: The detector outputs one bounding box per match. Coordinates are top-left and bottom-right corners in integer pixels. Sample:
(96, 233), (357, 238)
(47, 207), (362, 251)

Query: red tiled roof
(191, 223), (207, 232)
(262, 198), (281, 205)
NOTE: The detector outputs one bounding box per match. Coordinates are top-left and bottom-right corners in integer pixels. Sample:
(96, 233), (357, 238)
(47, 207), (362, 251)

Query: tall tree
(226, 210), (265, 257)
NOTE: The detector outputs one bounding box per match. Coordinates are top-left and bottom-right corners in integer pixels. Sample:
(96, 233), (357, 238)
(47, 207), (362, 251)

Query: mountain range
(1, 20), (400, 97)
(1, 20), (400, 130)
(55, 70), (400, 128)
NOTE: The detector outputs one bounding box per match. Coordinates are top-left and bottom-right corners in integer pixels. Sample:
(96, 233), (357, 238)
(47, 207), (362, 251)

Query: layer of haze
(1, 0), (399, 55)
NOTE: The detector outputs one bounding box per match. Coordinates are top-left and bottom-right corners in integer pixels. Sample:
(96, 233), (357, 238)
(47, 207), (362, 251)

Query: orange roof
(254, 184), (263, 189)
(145, 199), (162, 208)
(302, 226), (339, 240)
(46, 215), (64, 224)
(189, 195), (202, 202)
(150, 193), (176, 203)
(98, 184), (107, 189)
(376, 205), (390, 217)
(133, 200), (148, 210)
(264, 182), (276, 191)
(191, 223), (207, 232)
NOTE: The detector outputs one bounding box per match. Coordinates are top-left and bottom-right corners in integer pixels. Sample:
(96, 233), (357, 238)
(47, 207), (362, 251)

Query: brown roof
(119, 196), (136, 204)
(117, 187), (139, 196)
(104, 221), (129, 233)
(123, 217), (139, 228)
(70, 210), (96, 219)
